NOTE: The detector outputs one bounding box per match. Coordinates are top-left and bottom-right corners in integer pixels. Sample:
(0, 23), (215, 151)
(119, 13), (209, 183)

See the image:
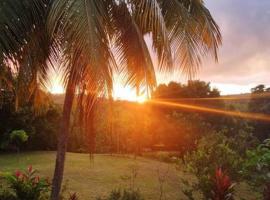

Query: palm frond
(111, 2), (157, 93)
(160, 0), (221, 78)
(131, 0), (173, 71)
(48, 0), (115, 90)
(0, 0), (49, 56)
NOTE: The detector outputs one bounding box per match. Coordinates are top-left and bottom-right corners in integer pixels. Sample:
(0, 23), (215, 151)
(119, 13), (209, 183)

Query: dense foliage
(152, 80), (220, 98)
(1, 82), (268, 156)
(0, 105), (60, 152)
(182, 133), (240, 199)
(241, 139), (270, 199)
(1, 82), (270, 199)
(248, 85), (270, 140)
(3, 166), (50, 200)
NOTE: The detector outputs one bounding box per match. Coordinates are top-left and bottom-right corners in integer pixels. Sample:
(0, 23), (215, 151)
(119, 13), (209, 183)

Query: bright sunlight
(47, 74), (65, 94)
(2, 1), (270, 200)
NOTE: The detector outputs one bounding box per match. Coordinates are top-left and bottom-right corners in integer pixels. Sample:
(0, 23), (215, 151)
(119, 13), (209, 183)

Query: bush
(211, 168), (235, 200)
(4, 166), (50, 200)
(182, 133), (241, 199)
(184, 133), (242, 179)
(0, 188), (17, 200)
(241, 139), (270, 199)
(9, 130), (28, 152)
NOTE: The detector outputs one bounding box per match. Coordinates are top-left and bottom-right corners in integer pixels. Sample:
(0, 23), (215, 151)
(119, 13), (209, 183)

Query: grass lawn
(0, 152), (257, 200)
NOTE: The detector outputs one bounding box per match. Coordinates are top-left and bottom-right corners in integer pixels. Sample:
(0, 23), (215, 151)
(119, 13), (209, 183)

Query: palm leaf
(0, 0), (49, 56)
(132, 0), (173, 71)
(111, 2), (157, 94)
(159, 0), (221, 77)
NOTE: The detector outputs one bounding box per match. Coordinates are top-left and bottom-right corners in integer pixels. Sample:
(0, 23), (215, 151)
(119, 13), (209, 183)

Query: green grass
(0, 152), (257, 200)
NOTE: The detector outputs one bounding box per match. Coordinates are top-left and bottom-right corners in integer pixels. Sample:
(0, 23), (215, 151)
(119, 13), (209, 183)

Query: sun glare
(48, 77), (65, 94)
(50, 84), (64, 94)
(136, 95), (147, 104)
(113, 84), (148, 103)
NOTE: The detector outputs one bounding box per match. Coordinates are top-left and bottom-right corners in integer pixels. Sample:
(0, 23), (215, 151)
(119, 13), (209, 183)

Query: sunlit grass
(0, 152), (258, 200)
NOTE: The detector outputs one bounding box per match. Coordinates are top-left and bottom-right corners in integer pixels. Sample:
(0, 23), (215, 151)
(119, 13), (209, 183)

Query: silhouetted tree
(249, 85), (270, 140)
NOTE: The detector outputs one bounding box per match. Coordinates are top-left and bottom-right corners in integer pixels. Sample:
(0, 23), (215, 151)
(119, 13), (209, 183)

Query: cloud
(198, 0), (270, 89)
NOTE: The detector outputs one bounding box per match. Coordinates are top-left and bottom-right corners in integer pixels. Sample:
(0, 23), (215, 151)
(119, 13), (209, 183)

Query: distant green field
(0, 152), (257, 200)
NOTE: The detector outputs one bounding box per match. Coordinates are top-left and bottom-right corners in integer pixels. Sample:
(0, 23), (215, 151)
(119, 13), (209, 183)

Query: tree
(251, 84), (265, 94)
(0, 1), (221, 199)
(9, 130), (29, 152)
(249, 84), (270, 140)
(153, 80), (220, 99)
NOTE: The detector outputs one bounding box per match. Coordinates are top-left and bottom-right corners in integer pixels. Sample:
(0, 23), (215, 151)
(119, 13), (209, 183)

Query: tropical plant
(184, 133), (242, 179)
(4, 166), (50, 200)
(182, 168), (235, 200)
(182, 133), (241, 199)
(9, 130), (29, 152)
(0, 0), (221, 199)
(0, 184), (17, 200)
(211, 168), (235, 200)
(241, 139), (270, 200)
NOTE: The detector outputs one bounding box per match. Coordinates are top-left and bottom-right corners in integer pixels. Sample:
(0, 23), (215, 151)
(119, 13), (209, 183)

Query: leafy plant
(0, 188), (17, 200)
(182, 168), (235, 200)
(4, 166), (50, 200)
(241, 139), (270, 199)
(211, 168), (235, 200)
(9, 130), (28, 152)
(182, 133), (240, 199)
(184, 133), (242, 180)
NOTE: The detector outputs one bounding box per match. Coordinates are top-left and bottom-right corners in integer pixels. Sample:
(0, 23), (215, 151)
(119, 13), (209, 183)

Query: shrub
(211, 168), (235, 200)
(4, 166), (50, 200)
(182, 133), (240, 199)
(241, 139), (270, 199)
(0, 188), (17, 200)
(9, 130), (28, 152)
(184, 133), (242, 180)
(182, 168), (235, 200)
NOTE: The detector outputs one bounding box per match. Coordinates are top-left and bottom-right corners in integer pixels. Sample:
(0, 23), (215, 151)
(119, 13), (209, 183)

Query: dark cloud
(198, 0), (270, 91)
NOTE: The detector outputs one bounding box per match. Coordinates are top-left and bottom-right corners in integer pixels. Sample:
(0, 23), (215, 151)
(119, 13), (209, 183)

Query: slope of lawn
(0, 152), (256, 200)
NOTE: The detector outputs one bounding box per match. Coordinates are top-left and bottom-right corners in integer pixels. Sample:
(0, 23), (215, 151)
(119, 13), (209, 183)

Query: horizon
(1, 1), (270, 199)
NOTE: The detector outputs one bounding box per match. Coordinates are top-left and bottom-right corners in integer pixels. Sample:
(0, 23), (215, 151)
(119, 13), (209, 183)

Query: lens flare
(137, 95), (147, 104)
(149, 99), (270, 122)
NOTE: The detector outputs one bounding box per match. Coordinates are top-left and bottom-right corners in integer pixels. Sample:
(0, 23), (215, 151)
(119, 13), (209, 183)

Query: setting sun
(50, 84), (64, 94)
(113, 84), (148, 103)
(136, 95), (147, 104)
(2, 1), (270, 199)
(48, 79), (148, 103)
(47, 74), (65, 94)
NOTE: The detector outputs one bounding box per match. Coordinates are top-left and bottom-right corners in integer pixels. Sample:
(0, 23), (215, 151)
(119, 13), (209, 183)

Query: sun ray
(149, 99), (270, 122)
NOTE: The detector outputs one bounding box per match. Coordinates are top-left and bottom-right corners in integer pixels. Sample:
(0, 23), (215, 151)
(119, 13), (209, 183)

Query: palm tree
(0, 0), (221, 199)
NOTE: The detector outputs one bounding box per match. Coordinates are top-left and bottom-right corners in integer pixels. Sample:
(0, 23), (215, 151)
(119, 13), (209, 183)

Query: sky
(198, 0), (270, 94)
(49, 0), (270, 98)
(115, 0), (270, 98)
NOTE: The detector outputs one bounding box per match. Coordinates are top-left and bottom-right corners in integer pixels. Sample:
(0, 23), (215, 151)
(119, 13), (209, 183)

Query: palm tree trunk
(109, 96), (114, 154)
(51, 81), (75, 200)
